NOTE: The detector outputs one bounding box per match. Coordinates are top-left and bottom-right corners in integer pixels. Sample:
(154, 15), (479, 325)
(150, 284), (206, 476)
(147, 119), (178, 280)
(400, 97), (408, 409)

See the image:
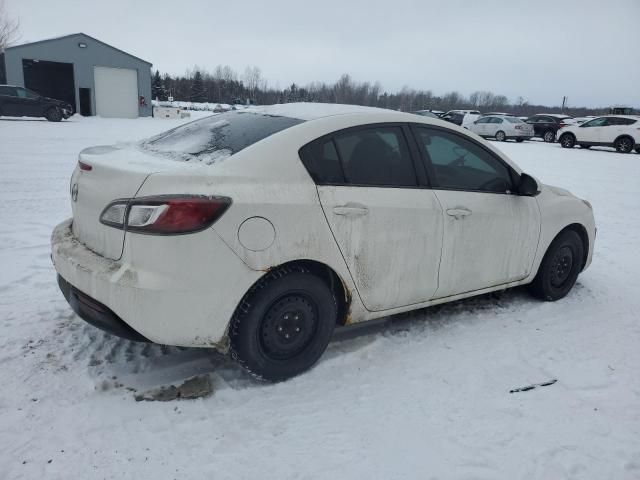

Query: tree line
(155, 65), (604, 117)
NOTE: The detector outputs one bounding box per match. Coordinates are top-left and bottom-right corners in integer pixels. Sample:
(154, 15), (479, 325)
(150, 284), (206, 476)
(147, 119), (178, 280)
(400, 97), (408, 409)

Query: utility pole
(561, 96), (567, 112)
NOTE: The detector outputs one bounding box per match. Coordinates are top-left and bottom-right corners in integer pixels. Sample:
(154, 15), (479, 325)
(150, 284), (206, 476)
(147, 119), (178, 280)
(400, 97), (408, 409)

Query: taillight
(515, 125), (523, 130)
(78, 160), (92, 171)
(100, 195), (231, 235)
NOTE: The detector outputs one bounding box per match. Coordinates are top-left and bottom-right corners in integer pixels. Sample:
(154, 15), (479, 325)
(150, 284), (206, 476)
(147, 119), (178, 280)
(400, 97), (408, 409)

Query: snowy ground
(1, 113), (639, 480)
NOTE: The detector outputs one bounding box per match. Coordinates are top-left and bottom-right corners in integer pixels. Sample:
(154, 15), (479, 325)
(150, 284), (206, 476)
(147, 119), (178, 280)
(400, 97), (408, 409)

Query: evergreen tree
(151, 70), (166, 101)
(190, 71), (207, 103)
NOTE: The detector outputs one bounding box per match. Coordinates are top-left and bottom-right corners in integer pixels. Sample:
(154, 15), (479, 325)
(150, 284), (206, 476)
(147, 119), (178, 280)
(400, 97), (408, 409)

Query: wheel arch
(238, 259), (353, 327)
(554, 223), (590, 271)
(614, 134), (635, 146)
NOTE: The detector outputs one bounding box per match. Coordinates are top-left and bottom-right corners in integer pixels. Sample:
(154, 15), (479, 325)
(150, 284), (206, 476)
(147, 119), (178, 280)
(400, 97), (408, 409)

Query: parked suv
(525, 114), (573, 142)
(558, 115), (640, 153)
(441, 110), (481, 126)
(0, 85), (73, 121)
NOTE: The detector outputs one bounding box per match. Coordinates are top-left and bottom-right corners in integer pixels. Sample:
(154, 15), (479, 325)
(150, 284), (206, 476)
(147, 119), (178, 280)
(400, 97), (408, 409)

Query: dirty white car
(51, 104), (596, 381)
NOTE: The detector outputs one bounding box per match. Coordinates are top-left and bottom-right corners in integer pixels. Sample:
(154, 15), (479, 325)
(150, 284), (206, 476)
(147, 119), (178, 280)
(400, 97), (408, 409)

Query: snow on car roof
(248, 103), (394, 121)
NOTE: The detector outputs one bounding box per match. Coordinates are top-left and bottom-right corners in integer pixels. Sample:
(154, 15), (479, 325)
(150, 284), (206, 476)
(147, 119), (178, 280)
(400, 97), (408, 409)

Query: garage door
(94, 66), (138, 118)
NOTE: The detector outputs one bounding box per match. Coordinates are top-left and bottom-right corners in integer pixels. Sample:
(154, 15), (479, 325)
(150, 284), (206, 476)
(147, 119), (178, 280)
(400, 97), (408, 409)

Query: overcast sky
(6, 0), (640, 107)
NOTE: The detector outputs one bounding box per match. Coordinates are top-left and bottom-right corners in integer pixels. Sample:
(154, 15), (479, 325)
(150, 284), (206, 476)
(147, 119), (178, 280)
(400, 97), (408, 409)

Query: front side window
(333, 127), (417, 187)
(475, 117), (490, 124)
(16, 88), (39, 99)
(582, 118), (607, 127)
(415, 127), (513, 193)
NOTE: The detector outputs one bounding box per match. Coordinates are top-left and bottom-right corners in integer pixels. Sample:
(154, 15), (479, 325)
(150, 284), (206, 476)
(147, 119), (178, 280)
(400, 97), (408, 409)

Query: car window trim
(408, 123), (520, 195)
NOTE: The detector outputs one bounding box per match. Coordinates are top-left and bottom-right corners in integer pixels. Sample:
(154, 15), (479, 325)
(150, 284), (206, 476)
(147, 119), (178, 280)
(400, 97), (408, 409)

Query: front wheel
(516, 138), (524, 143)
(529, 230), (584, 301)
(543, 130), (556, 143)
(495, 130), (506, 142)
(229, 266), (337, 382)
(635, 147), (640, 154)
(614, 137), (634, 153)
(559, 133), (576, 149)
(45, 107), (63, 122)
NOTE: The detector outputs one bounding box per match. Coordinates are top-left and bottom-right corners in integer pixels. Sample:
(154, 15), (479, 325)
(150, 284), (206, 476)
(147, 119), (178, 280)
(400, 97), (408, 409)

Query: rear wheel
(229, 266), (337, 382)
(543, 130), (556, 143)
(559, 133), (576, 148)
(45, 107), (63, 122)
(614, 136), (634, 153)
(529, 230), (584, 301)
(495, 130), (506, 142)
(579, 144), (591, 149)
(635, 147), (640, 154)
(516, 138), (524, 143)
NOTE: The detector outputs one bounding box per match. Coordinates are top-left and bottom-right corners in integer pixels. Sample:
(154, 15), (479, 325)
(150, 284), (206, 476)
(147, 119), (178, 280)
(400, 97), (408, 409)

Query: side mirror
(517, 173), (540, 196)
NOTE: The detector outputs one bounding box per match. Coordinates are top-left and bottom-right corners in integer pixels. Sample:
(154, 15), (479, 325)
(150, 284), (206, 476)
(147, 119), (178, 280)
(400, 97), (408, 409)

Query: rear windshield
(505, 117), (524, 123)
(143, 111), (304, 164)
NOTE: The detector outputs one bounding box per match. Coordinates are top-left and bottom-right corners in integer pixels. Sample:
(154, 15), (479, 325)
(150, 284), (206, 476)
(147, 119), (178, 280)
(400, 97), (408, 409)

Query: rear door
(412, 125), (540, 298)
(602, 117), (636, 143)
(15, 87), (42, 116)
(301, 124), (445, 311)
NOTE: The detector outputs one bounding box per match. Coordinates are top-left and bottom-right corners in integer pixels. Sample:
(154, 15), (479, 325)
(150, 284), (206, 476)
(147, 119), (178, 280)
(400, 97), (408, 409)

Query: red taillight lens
(100, 195), (232, 235)
(78, 160), (92, 171)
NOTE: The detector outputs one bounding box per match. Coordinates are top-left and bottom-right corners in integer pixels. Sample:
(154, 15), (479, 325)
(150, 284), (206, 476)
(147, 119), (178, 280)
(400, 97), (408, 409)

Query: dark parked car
(525, 114), (573, 142)
(441, 110), (481, 126)
(0, 85), (73, 122)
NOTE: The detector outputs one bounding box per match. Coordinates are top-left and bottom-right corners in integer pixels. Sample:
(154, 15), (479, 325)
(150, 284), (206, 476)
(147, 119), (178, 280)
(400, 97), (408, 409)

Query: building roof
(5, 33), (152, 66)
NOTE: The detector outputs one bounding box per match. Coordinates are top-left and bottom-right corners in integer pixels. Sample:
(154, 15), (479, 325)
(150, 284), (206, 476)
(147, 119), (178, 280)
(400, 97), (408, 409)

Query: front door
(576, 117), (608, 143)
(302, 125), (445, 312)
(412, 125), (540, 298)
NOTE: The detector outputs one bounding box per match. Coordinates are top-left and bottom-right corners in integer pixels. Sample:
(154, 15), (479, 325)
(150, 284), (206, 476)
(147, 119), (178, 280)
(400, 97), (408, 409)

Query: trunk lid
(70, 145), (182, 260)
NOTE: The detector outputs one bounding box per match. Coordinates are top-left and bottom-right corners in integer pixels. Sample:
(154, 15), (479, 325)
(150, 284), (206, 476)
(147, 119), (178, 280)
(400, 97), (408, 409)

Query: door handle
(446, 208), (472, 219)
(333, 204), (369, 217)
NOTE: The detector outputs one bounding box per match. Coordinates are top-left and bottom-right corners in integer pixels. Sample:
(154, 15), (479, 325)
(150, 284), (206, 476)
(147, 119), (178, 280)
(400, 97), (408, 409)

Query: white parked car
(558, 115), (640, 153)
(51, 104), (596, 381)
(468, 115), (534, 142)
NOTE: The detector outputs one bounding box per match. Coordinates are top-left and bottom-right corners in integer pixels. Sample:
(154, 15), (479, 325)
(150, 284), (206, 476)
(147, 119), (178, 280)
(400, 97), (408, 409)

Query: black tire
(45, 107), (63, 122)
(635, 147), (640, 154)
(529, 230), (584, 301)
(559, 133), (576, 149)
(229, 266), (337, 382)
(543, 130), (556, 143)
(614, 136), (634, 153)
(495, 130), (506, 142)
(579, 144), (591, 149)
(516, 138), (524, 143)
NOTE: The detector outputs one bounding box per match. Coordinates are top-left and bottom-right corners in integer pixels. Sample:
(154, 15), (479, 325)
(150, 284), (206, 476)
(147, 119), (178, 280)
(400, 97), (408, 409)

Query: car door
(301, 124), (445, 312)
(0, 86), (20, 116)
(602, 117), (635, 143)
(14, 87), (42, 116)
(576, 117), (608, 143)
(411, 125), (540, 298)
(489, 117), (505, 137)
(469, 117), (488, 136)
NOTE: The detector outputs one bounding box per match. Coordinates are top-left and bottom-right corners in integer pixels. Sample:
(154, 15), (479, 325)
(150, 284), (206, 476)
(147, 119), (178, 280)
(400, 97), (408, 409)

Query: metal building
(3, 33), (152, 118)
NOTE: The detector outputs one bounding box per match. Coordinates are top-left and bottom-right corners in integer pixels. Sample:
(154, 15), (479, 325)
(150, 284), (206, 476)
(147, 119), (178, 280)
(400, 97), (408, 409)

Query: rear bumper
(51, 218), (261, 349)
(57, 274), (149, 342)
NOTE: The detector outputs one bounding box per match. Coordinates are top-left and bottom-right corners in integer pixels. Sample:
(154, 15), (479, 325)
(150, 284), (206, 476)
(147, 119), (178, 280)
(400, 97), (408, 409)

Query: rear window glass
(143, 111), (304, 165)
(505, 117), (524, 123)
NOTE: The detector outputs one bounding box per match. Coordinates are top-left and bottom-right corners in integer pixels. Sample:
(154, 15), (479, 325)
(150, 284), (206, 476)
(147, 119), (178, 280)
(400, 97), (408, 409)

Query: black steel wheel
(229, 266), (337, 382)
(529, 229), (584, 301)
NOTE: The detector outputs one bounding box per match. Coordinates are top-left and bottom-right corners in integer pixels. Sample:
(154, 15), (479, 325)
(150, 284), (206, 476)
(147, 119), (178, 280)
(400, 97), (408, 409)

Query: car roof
(248, 103), (397, 121)
(532, 113), (572, 118)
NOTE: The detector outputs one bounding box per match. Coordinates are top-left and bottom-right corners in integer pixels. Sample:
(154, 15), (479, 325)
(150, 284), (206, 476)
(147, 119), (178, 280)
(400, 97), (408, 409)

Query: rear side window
(608, 117), (637, 126)
(334, 127), (417, 187)
(144, 111), (304, 164)
(0, 86), (17, 97)
(299, 126), (418, 187)
(505, 117), (523, 123)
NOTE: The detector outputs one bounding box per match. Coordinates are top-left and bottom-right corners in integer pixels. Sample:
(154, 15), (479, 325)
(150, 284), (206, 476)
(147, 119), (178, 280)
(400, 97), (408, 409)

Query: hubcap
(620, 139), (631, 152)
(545, 132), (554, 142)
(259, 294), (318, 360)
(550, 246), (574, 287)
(562, 136), (573, 147)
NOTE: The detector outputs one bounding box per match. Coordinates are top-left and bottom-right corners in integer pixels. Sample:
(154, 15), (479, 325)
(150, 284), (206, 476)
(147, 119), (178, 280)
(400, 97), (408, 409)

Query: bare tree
(243, 65), (261, 101)
(0, 0), (19, 51)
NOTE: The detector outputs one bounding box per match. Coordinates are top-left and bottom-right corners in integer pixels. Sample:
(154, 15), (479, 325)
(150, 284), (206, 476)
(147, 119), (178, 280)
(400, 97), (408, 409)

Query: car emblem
(71, 183), (79, 202)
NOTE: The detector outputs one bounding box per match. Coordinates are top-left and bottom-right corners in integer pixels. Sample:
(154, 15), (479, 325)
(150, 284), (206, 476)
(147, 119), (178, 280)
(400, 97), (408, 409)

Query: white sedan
(558, 115), (640, 153)
(51, 104), (596, 381)
(468, 115), (534, 142)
